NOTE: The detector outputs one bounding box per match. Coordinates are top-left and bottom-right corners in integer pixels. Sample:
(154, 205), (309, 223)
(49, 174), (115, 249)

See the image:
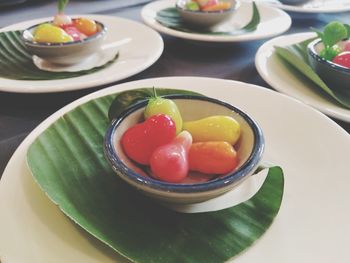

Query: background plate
(255, 32), (350, 122)
(264, 0), (350, 13)
(1, 77), (350, 262)
(141, 0), (291, 42)
(0, 15), (163, 93)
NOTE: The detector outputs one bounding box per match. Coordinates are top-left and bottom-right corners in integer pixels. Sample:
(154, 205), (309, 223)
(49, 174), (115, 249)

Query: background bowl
(278, 0), (310, 5)
(308, 38), (350, 93)
(21, 20), (106, 65)
(176, 0), (240, 28)
(104, 94), (264, 205)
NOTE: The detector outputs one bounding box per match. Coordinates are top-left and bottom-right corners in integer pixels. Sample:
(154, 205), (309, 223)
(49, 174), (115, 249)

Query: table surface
(0, 0), (350, 177)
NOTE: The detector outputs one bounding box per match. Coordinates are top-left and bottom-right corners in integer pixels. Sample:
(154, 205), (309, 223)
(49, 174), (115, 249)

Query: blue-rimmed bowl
(104, 94), (264, 205)
(176, 0), (240, 28)
(279, 0), (310, 5)
(307, 38), (350, 93)
(21, 19), (106, 65)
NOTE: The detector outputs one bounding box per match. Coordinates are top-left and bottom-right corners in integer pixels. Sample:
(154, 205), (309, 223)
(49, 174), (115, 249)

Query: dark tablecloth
(0, 0), (349, 177)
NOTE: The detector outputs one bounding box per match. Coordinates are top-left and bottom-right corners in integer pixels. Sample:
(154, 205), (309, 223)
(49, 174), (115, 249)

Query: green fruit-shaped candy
(144, 89), (183, 134)
(33, 23), (73, 43)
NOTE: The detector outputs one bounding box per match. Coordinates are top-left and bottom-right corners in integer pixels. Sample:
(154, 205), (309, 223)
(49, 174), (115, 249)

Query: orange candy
(202, 2), (232, 11)
(73, 18), (97, 36)
(189, 141), (238, 174)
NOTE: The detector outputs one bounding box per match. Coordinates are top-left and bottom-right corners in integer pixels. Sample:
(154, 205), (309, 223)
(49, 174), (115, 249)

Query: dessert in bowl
(176, 0), (240, 28)
(21, 18), (106, 65)
(21, 0), (107, 65)
(104, 94), (264, 205)
(307, 21), (350, 93)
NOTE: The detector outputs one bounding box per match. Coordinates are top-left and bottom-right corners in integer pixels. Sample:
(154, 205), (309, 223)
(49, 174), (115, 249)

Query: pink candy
(344, 41), (350, 52)
(150, 131), (192, 183)
(64, 26), (86, 41)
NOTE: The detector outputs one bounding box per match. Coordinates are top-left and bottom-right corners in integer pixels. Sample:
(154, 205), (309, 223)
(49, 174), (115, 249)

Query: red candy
(332, 52), (350, 69)
(121, 114), (176, 165)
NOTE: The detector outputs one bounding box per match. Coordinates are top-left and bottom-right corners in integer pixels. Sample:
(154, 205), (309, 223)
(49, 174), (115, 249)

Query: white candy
(53, 13), (72, 26)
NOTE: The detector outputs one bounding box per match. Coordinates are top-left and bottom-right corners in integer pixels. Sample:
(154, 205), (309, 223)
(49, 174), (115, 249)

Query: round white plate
(264, 0), (350, 13)
(255, 32), (350, 122)
(1, 77), (350, 262)
(141, 0), (291, 42)
(0, 15), (163, 93)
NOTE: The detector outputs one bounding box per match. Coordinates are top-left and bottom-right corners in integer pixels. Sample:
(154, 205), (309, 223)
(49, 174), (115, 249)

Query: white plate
(1, 76), (350, 262)
(0, 15), (163, 93)
(264, 0), (350, 13)
(32, 43), (119, 72)
(255, 32), (350, 122)
(141, 0), (291, 42)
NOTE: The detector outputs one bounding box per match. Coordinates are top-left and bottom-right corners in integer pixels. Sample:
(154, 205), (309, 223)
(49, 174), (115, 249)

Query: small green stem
(152, 86), (158, 98)
(58, 0), (69, 13)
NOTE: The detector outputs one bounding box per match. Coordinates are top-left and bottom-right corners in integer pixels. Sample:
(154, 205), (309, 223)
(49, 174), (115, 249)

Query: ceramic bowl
(104, 94), (264, 205)
(176, 0), (240, 28)
(21, 20), (106, 65)
(307, 38), (350, 93)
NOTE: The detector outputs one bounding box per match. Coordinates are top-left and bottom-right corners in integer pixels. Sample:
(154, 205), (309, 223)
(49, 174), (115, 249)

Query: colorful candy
(64, 26), (85, 41)
(185, 0), (232, 12)
(189, 141), (238, 174)
(53, 13), (72, 27)
(121, 114), (176, 165)
(144, 90), (183, 134)
(53, 0), (72, 26)
(315, 21), (350, 67)
(183, 115), (241, 145)
(332, 52), (350, 69)
(120, 96), (242, 183)
(33, 0), (98, 43)
(33, 23), (73, 43)
(73, 18), (97, 36)
(150, 131), (192, 183)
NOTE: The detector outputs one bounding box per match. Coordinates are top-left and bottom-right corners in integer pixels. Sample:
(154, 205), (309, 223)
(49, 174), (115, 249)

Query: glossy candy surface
(189, 141), (238, 174)
(183, 115), (241, 145)
(64, 26), (85, 41)
(332, 52), (350, 68)
(185, 0), (231, 11)
(53, 13), (72, 27)
(144, 95), (183, 134)
(33, 23), (73, 43)
(73, 18), (97, 36)
(121, 114), (176, 165)
(150, 131), (192, 183)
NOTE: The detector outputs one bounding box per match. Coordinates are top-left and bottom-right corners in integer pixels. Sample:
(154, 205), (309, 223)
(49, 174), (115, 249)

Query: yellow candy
(183, 115), (241, 145)
(33, 23), (73, 43)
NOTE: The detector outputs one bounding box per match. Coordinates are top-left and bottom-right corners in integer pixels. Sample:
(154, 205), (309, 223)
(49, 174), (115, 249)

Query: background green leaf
(155, 2), (260, 35)
(0, 31), (118, 80)
(27, 88), (284, 263)
(275, 39), (350, 109)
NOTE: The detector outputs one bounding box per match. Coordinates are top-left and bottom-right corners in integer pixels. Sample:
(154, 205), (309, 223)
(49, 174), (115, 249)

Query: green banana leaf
(155, 2), (260, 35)
(27, 88), (284, 263)
(275, 38), (350, 109)
(0, 30), (118, 80)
